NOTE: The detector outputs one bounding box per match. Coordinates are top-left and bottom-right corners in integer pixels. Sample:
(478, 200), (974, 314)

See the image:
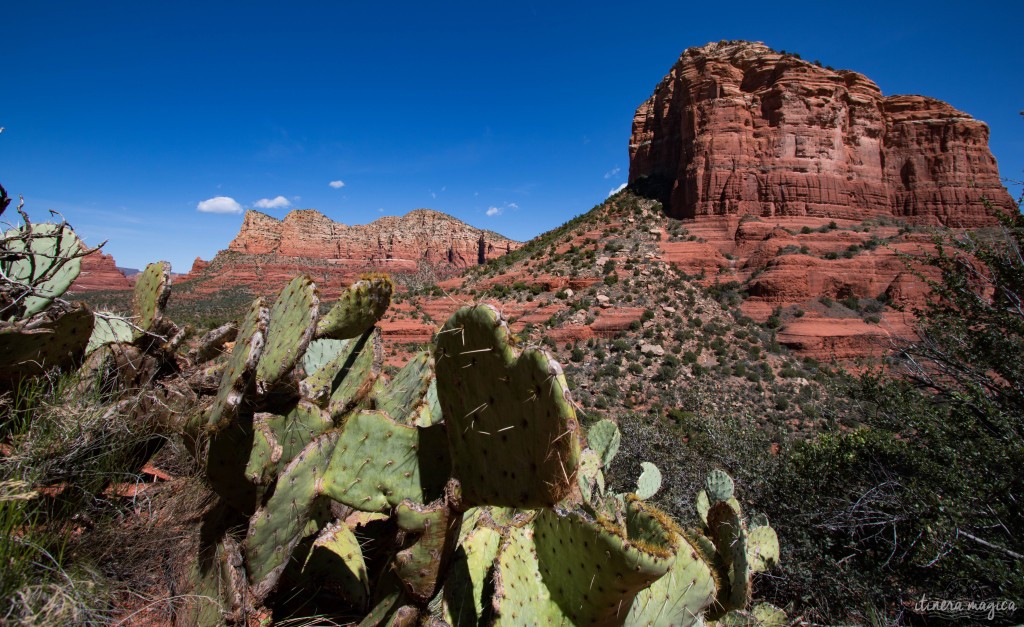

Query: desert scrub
(0, 372), (169, 623)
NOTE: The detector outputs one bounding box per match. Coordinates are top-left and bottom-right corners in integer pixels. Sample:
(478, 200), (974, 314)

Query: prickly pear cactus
(635, 461), (663, 500)
(588, 418), (621, 467)
(491, 500), (678, 626)
(131, 261), (171, 338)
(86, 314), (134, 354)
(320, 410), (449, 512)
(317, 276), (393, 340)
(626, 532), (718, 627)
(206, 298), (269, 430)
(256, 275), (319, 392)
(369, 350), (438, 425)
(301, 520), (370, 609)
(0, 304), (94, 382)
(2, 223), (83, 319)
(436, 304), (580, 508)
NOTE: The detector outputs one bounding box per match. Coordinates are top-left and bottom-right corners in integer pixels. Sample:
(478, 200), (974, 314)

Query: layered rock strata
(629, 41), (1013, 226)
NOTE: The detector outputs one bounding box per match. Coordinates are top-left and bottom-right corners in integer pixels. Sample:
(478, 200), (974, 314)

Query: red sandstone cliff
(70, 248), (132, 291)
(629, 41), (1013, 226)
(228, 208), (518, 266)
(183, 208), (521, 296)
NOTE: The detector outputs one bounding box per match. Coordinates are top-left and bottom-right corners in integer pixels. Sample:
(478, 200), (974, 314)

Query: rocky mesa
(181, 208), (521, 297)
(629, 40), (1014, 226)
(628, 40), (1016, 360)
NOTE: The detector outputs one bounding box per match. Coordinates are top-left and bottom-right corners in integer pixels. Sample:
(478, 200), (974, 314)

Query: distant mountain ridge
(173, 207), (521, 298)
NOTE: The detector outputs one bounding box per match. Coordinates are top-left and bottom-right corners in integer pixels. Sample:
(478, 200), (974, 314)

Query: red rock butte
(178, 208), (521, 296)
(629, 40), (1014, 226)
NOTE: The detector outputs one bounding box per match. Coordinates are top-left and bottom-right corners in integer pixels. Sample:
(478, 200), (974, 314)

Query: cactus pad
(300, 330), (381, 419)
(370, 350), (435, 425)
(277, 401), (333, 468)
(0, 304), (94, 381)
(394, 497), (463, 603)
(302, 520), (370, 608)
(436, 304), (580, 507)
(206, 298), (269, 430)
(302, 338), (350, 376)
(705, 469), (735, 503)
(86, 314), (134, 354)
(2, 223), (83, 319)
(256, 275), (319, 392)
(746, 525), (779, 574)
(492, 504), (677, 626)
(635, 462), (663, 500)
(321, 410), (450, 512)
(131, 261), (171, 338)
(442, 523), (502, 625)
(626, 532), (718, 627)
(707, 501), (751, 612)
(577, 449), (604, 503)
(246, 430), (340, 600)
(317, 276), (393, 340)
(588, 419), (621, 467)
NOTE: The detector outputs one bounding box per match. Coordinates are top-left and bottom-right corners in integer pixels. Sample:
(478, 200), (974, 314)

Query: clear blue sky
(3, 1), (1022, 272)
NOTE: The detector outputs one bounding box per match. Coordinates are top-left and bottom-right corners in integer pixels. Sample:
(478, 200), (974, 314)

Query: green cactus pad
(746, 525), (779, 574)
(577, 449), (604, 503)
(2, 223), (83, 319)
(256, 275), (320, 392)
(492, 505), (676, 626)
(302, 520), (370, 609)
(300, 329), (381, 419)
(131, 261), (171, 338)
(442, 523), (502, 625)
(271, 401), (334, 473)
(626, 532), (718, 627)
(245, 430), (340, 601)
(317, 276), (393, 340)
(206, 298), (269, 430)
(370, 350), (435, 425)
(321, 410), (450, 512)
(244, 413), (283, 487)
(718, 604), (787, 627)
(696, 490), (711, 527)
(752, 603), (787, 626)
(302, 338), (350, 375)
(207, 419), (262, 514)
(0, 304), (94, 381)
(394, 497), (463, 603)
(588, 419), (621, 467)
(85, 314), (134, 354)
(705, 470), (735, 503)
(436, 304), (581, 508)
(707, 501), (751, 612)
(636, 462), (663, 500)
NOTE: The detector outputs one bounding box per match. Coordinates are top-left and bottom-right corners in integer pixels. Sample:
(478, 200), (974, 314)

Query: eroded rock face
(629, 41), (1013, 226)
(178, 208), (521, 296)
(227, 208), (518, 266)
(70, 249), (132, 291)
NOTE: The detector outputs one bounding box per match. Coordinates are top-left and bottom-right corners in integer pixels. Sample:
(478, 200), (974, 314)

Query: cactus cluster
(0, 216), (96, 385)
(187, 273), (782, 626)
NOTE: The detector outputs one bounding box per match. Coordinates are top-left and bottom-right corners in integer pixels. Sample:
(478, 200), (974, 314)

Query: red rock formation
(629, 41), (1014, 227)
(182, 208), (521, 297)
(70, 248), (132, 291)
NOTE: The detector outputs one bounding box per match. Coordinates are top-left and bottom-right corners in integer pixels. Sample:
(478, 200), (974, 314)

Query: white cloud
(329, 180), (345, 189)
(507, 202), (519, 209)
(253, 195), (291, 210)
(604, 166), (621, 179)
(486, 206), (502, 217)
(607, 182), (627, 197)
(197, 196), (243, 214)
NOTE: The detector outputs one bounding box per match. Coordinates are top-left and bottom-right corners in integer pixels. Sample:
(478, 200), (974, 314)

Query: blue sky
(3, 1), (1022, 272)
